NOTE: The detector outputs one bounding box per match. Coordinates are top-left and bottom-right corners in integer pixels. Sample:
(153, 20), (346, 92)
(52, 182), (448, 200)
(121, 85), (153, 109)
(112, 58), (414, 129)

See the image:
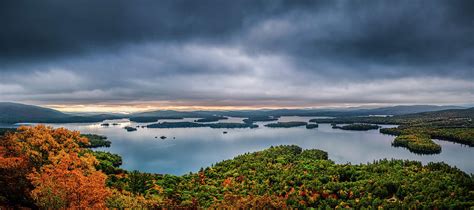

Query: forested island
(243, 116), (279, 124)
(146, 122), (258, 129)
(265, 121), (307, 128)
(124, 126), (138, 132)
(194, 116), (228, 123)
(129, 116), (184, 123)
(1, 126), (472, 208)
(332, 124), (380, 131)
(306, 123), (319, 129)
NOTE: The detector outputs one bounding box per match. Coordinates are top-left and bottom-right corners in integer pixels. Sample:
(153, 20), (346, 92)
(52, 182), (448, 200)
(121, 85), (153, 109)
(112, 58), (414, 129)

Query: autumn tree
(0, 125), (110, 208)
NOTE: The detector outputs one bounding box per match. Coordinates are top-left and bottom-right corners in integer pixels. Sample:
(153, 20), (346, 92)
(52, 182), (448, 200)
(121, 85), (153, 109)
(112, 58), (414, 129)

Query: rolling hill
(0, 102), (122, 124)
(0, 102), (70, 123)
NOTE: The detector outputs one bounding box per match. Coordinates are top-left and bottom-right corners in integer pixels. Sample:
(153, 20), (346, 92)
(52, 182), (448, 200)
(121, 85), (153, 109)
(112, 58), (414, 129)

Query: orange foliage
(0, 125), (109, 208)
(222, 177), (233, 187)
(28, 151), (109, 208)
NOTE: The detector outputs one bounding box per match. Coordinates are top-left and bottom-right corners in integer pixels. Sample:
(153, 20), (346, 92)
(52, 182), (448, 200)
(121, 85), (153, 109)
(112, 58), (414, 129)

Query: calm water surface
(38, 116), (472, 175)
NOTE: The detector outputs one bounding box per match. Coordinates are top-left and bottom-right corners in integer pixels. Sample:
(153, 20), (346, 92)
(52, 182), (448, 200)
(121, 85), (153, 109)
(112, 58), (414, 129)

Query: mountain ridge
(0, 102), (469, 124)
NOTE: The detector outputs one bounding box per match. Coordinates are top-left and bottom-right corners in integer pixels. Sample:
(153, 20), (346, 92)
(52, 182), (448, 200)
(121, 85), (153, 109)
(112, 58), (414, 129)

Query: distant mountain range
(0, 102), (468, 124)
(0, 102), (69, 122)
(0, 102), (123, 124)
(398, 107), (474, 119)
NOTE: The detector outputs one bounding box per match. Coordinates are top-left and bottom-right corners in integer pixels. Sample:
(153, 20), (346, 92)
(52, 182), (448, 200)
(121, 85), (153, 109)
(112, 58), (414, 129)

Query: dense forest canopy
(1, 126), (473, 208)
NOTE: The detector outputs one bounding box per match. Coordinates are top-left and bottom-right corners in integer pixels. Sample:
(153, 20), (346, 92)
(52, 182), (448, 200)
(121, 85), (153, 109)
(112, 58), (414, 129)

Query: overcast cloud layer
(1, 0), (473, 110)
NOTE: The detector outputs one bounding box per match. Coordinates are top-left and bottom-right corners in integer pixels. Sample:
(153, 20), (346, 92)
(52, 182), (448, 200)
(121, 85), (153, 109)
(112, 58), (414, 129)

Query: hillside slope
(0, 102), (69, 123)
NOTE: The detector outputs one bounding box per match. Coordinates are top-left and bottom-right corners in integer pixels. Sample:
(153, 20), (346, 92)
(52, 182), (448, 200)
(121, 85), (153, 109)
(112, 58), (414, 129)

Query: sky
(1, 0), (473, 112)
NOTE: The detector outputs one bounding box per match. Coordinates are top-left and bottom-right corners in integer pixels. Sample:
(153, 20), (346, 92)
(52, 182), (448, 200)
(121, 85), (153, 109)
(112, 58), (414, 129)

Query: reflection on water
(38, 117), (473, 175)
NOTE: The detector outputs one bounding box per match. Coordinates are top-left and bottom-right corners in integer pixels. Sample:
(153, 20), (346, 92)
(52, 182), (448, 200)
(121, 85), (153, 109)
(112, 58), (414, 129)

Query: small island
(194, 116), (228, 123)
(124, 126), (138, 132)
(332, 123), (380, 131)
(265, 121), (308, 128)
(147, 122), (207, 128)
(209, 123), (258, 129)
(243, 116), (278, 124)
(129, 116), (184, 123)
(305, 123), (319, 129)
(146, 122), (258, 129)
(392, 134), (441, 154)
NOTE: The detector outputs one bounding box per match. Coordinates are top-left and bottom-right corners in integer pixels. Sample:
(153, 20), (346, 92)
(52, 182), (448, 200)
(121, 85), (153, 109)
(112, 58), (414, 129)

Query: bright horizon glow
(45, 104), (366, 113)
(43, 102), (465, 114)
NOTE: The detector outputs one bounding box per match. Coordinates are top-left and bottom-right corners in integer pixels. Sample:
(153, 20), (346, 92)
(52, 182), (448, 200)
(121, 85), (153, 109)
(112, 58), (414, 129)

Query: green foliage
(89, 151), (123, 174)
(112, 145), (473, 208)
(392, 135), (441, 154)
(80, 134), (111, 148)
(127, 171), (155, 195)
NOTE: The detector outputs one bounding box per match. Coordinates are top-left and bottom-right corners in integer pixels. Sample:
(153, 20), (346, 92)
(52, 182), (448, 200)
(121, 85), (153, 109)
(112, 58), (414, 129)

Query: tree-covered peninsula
(313, 108), (474, 146)
(392, 134), (441, 154)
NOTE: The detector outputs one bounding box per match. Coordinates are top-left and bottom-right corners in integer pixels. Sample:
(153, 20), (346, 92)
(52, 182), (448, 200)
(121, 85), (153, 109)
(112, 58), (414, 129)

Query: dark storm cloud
(238, 0), (474, 79)
(0, 0), (473, 107)
(0, 0), (323, 60)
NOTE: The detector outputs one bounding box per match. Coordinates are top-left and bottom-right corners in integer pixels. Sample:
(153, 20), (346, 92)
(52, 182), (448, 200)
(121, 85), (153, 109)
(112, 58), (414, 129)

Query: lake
(37, 116), (473, 175)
